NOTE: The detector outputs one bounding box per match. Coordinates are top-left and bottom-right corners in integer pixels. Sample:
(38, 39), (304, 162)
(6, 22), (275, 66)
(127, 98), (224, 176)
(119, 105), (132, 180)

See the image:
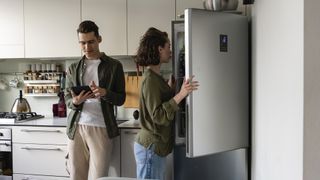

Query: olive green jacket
(136, 69), (179, 157)
(65, 53), (126, 140)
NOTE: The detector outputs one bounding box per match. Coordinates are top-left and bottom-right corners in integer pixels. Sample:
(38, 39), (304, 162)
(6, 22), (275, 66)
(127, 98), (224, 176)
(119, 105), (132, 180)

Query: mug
(9, 78), (19, 88)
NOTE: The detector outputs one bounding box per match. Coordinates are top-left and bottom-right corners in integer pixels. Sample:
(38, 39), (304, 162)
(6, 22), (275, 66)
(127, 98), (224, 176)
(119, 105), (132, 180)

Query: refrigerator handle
(185, 103), (189, 155)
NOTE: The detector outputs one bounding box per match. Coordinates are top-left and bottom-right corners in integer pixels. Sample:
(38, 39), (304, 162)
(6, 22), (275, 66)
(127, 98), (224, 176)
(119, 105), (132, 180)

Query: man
(65, 20), (126, 180)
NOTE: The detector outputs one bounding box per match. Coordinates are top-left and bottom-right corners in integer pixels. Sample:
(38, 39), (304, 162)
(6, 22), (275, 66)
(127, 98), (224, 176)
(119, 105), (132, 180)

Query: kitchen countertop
(0, 115), (67, 127)
(118, 119), (140, 129)
(0, 115), (140, 128)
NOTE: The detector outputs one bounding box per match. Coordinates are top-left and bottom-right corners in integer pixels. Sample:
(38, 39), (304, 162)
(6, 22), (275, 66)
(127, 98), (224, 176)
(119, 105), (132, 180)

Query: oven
(0, 128), (12, 179)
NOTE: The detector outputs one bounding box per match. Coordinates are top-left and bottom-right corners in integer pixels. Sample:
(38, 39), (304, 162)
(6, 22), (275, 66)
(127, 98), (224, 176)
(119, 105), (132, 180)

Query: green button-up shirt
(136, 69), (179, 157)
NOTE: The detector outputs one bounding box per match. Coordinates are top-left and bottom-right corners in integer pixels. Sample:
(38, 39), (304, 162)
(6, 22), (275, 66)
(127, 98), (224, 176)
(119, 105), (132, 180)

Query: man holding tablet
(64, 20), (126, 180)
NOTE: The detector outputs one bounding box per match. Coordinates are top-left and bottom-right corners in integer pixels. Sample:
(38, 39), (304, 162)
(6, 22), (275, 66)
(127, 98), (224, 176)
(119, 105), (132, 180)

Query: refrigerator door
(185, 9), (249, 157)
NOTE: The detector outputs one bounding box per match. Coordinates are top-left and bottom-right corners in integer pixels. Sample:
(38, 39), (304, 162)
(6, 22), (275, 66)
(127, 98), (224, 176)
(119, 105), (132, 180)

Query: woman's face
(159, 41), (172, 63)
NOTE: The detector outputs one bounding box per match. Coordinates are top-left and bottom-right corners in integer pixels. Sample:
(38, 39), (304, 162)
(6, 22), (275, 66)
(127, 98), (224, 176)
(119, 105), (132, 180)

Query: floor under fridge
(173, 146), (248, 180)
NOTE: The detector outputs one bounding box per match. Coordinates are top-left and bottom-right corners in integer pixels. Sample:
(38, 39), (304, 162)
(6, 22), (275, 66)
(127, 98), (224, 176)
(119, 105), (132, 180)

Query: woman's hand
(173, 75), (199, 104)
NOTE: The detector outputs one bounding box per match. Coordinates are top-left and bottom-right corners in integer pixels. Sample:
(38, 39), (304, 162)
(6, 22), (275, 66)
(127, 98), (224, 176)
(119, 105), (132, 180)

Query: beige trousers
(68, 124), (113, 180)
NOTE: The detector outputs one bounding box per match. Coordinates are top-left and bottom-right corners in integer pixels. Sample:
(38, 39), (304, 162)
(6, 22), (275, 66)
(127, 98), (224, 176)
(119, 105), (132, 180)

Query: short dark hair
(135, 27), (169, 66)
(77, 20), (100, 38)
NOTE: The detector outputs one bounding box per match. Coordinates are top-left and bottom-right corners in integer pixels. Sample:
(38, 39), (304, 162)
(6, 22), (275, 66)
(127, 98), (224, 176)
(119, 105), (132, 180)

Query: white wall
(251, 0), (304, 180)
(304, 1), (320, 180)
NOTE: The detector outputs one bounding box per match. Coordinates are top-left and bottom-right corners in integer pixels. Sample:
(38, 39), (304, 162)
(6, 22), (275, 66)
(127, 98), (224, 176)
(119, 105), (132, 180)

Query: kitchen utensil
(133, 110), (139, 120)
(203, 0), (238, 11)
(11, 90), (32, 113)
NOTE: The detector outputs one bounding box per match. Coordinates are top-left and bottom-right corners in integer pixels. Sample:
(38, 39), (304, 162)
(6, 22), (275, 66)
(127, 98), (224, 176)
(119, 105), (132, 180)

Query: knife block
(123, 74), (142, 108)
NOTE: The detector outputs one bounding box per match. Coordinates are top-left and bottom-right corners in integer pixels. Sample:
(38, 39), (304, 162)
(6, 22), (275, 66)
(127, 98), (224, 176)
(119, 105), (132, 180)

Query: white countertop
(118, 119), (140, 129)
(0, 115), (67, 127)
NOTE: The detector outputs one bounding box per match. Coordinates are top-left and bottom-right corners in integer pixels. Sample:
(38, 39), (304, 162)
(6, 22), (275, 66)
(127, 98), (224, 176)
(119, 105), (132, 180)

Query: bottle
(57, 91), (67, 117)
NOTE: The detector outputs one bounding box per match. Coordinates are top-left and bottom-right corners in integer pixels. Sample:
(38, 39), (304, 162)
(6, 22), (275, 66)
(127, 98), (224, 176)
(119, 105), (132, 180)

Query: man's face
(78, 32), (101, 60)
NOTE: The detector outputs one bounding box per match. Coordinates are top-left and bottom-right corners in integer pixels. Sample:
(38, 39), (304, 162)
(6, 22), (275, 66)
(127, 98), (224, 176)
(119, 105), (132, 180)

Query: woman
(134, 27), (199, 180)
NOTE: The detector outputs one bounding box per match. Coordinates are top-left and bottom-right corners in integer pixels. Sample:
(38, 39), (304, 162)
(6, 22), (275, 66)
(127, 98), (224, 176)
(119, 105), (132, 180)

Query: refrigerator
(172, 9), (249, 180)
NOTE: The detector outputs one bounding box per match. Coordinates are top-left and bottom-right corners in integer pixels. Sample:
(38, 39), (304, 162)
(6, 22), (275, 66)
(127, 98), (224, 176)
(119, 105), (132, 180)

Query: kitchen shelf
(24, 93), (58, 97)
(24, 80), (58, 84)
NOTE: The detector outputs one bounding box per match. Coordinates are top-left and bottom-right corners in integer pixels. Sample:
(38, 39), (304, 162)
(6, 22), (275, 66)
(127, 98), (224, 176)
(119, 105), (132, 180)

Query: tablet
(71, 86), (92, 95)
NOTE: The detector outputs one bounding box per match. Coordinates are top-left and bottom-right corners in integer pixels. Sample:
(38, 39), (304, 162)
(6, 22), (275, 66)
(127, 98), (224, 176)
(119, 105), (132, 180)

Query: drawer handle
(21, 147), (62, 151)
(124, 131), (138, 135)
(21, 129), (62, 133)
(0, 142), (10, 146)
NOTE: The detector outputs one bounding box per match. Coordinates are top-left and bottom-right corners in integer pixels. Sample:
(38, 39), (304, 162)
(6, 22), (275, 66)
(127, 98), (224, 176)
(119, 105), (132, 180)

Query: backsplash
(0, 57), (172, 119)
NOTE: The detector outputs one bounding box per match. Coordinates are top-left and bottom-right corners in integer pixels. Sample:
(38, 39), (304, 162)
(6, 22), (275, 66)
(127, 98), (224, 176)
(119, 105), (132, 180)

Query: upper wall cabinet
(82, 0), (127, 56)
(24, 0), (81, 58)
(176, 0), (204, 20)
(0, 0), (24, 58)
(127, 0), (175, 55)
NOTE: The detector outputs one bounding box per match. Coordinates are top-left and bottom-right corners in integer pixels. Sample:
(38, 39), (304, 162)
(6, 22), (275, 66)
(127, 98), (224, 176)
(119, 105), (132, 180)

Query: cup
(31, 64), (36, 72)
(41, 64), (46, 72)
(51, 64), (56, 72)
(9, 78), (19, 88)
(36, 64), (41, 72)
(46, 64), (51, 72)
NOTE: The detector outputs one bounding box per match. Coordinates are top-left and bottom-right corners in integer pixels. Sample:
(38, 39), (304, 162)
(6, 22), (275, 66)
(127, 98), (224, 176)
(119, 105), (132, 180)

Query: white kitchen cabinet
(108, 136), (121, 177)
(12, 126), (69, 178)
(176, 0), (204, 20)
(127, 0), (175, 55)
(82, 0), (127, 56)
(24, 0), (81, 58)
(120, 128), (139, 177)
(0, 0), (24, 58)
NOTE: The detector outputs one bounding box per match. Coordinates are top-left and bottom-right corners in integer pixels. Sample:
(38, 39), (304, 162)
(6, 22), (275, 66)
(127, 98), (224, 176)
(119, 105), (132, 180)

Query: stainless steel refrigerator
(172, 9), (249, 180)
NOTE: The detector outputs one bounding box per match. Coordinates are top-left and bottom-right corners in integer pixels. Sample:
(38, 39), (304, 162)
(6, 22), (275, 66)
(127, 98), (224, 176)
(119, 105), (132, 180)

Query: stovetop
(0, 112), (44, 123)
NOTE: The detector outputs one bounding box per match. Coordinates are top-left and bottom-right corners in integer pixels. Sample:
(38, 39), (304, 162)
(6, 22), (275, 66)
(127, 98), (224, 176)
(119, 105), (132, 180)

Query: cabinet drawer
(13, 144), (68, 176)
(0, 128), (11, 140)
(12, 126), (67, 144)
(14, 174), (69, 180)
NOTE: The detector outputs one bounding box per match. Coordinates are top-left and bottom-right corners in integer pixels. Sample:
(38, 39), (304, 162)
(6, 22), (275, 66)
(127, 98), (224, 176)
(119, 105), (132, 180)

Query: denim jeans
(134, 142), (166, 180)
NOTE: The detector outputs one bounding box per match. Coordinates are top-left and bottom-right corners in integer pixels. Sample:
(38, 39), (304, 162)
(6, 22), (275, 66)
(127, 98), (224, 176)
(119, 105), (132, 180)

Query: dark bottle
(58, 91), (67, 117)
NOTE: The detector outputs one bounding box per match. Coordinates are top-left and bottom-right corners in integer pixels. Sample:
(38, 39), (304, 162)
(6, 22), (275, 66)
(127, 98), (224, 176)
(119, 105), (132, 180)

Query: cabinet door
(24, 0), (81, 58)
(82, 0), (127, 56)
(109, 136), (120, 177)
(120, 128), (139, 177)
(0, 0), (24, 58)
(13, 143), (69, 176)
(127, 0), (175, 55)
(176, 0), (204, 20)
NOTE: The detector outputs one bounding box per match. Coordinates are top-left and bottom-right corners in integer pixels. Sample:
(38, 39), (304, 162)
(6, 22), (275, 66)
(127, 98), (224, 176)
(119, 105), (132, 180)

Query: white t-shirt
(79, 59), (106, 127)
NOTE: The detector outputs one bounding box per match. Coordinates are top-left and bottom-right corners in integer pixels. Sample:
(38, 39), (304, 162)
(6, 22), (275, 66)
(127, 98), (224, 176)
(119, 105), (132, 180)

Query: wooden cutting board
(124, 74), (143, 108)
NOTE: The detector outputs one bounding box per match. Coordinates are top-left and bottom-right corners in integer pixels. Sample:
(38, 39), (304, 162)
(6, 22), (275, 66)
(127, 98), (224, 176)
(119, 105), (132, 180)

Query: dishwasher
(0, 128), (12, 180)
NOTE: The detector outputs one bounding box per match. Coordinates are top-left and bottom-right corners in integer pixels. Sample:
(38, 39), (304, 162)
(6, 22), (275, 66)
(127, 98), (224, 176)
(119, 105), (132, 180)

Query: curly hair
(135, 27), (169, 66)
(77, 20), (100, 38)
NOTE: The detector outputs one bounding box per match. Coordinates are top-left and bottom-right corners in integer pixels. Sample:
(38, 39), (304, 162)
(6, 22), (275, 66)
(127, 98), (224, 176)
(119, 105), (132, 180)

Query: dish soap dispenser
(58, 91), (67, 117)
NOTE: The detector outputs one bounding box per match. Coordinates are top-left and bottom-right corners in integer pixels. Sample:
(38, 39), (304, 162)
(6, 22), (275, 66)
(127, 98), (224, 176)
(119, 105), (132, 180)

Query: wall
(251, 0), (304, 180)
(304, 1), (320, 180)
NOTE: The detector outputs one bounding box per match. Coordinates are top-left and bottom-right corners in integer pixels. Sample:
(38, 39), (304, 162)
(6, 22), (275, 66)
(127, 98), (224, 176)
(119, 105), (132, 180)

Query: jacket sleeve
(102, 62), (126, 106)
(64, 65), (80, 110)
(143, 77), (179, 126)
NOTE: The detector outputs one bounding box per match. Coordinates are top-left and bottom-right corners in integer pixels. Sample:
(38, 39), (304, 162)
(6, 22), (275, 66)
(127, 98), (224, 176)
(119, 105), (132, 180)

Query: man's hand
(90, 81), (107, 99)
(71, 90), (94, 105)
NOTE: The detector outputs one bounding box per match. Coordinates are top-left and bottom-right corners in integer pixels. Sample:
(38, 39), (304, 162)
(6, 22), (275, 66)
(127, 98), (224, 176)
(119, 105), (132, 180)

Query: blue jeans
(134, 142), (166, 180)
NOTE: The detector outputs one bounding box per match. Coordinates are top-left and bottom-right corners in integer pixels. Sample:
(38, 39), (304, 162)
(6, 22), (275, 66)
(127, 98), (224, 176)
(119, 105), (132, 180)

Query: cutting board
(124, 74), (142, 108)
